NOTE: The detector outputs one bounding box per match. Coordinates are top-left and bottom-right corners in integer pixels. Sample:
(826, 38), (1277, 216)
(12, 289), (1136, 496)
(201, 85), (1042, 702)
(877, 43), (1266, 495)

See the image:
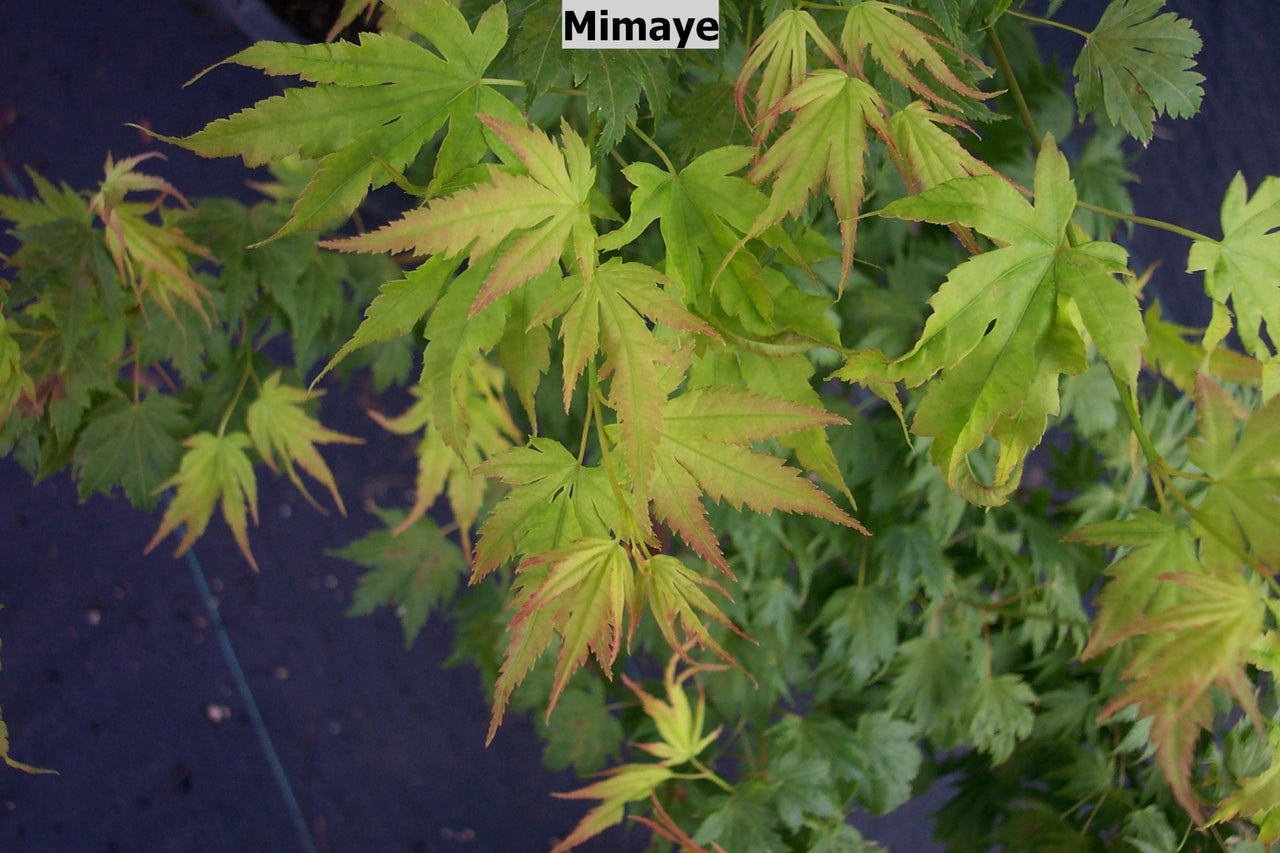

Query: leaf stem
(217, 356), (254, 438)
(478, 77), (527, 89)
(688, 757), (733, 792)
(1074, 200), (1216, 243)
(627, 120), (677, 174)
(986, 26), (1041, 153)
(1005, 9), (1091, 39)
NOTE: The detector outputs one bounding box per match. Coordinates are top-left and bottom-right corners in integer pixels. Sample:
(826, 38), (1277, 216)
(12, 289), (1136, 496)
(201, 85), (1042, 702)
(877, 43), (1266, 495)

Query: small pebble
(204, 703), (232, 724)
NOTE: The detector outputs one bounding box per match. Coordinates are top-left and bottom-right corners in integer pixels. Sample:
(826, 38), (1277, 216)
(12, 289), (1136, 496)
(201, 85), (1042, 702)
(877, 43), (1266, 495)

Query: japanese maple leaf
(1188, 377), (1280, 569)
(246, 372), (362, 515)
(599, 147), (783, 338)
(145, 431), (260, 569)
(368, 360), (518, 555)
(1074, 0), (1203, 144)
(886, 101), (994, 193)
(174, 0), (521, 236)
(88, 153), (212, 323)
(324, 116), (595, 315)
(734, 9), (841, 135)
(841, 2), (991, 113)
(1187, 174), (1280, 362)
(550, 259), (717, 527)
(651, 385), (864, 575)
(1071, 504), (1265, 821)
(879, 138), (1143, 505)
(472, 438), (617, 580)
(488, 537), (633, 740)
(746, 69), (889, 286)
(549, 763), (675, 853)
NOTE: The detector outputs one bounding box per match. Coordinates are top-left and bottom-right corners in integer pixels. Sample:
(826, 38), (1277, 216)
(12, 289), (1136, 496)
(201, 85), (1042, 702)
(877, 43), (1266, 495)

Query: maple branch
(987, 26), (1041, 153)
(1074, 200), (1217, 244)
(1005, 9), (1091, 40)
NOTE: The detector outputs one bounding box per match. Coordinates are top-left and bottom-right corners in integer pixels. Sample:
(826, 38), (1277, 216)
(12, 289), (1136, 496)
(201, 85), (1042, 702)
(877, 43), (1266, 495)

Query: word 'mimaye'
(562, 5), (719, 49)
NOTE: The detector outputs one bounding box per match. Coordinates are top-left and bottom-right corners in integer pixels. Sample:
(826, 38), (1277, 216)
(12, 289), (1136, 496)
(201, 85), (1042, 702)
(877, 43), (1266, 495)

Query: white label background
(561, 0), (721, 49)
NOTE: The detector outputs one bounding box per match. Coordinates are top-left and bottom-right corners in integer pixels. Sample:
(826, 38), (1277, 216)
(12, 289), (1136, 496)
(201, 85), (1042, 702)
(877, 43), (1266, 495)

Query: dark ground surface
(0, 2), (1276, 852)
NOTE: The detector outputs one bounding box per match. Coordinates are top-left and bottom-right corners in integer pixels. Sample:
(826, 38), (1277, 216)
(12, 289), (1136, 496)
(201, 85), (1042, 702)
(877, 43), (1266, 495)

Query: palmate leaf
(175, 0), (520, 236)
(549, 762), (675, 853)
(1074, 0), (1203, 144)
(1068, 509), (1200, 658)
(1188, 377), (1280, 568)
(886, 101), (994, 193)
(841, 1), (991, 112)
(88, 154), (212, 324)
(599, 146), (783, 338)
(1104, 571), (1265, 820)
(552, 259), (717, 526)
(1075, 504), (1266, 820)
(324, 116), (595, 316)
(472, 438), (617, 580)
(246, 372), (362, 515)
(314, 253), (452, 385)
(1187, 174), (1280, 362)
(333, 507), (468, 648)
(747, 69), (889, 286)
(964, 673), (1036, 764)
(493, 537), (633, 738)
(652, 385), (864, 574)
(734, 9), (841, 136)
(0, 317), (34, 427)
(877, 138), (1143, 505)
(368, 359), (518, 550)
(73, 394), (189, 509)
(145, 431), (260, 569)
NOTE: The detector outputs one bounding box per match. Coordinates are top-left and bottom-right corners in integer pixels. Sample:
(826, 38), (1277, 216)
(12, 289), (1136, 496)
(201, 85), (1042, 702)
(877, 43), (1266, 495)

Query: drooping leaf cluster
(7, 0), (1280, 850)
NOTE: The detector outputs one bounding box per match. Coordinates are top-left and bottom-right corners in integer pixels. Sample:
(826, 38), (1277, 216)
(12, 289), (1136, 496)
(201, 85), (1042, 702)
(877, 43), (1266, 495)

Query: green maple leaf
(549, 762), (675, 853)
(536, 683), (622, 775)
(325, 116), (595, 315)
(841, 1), (991, 112)
(145, 431), (260, 569)
(1212, 746), (1280, 846)
(886, 101), (994, 193)
(599, 146), (788, 339)
(510, 0), (674, 150)
(964, 673), (1037, 764)
(0, 317), (35, 428)
(570, 50), (674, 152)
(73, 394), (189, 509)
(473, 438), (616, 579)
(246, 372), (362, 515)
(848, 711), (922, 815)
(314, 253), (452, 385)
(695, 782), (786, 853)
(880, 138), (1142, 505)
(816, 584), (900, 686)
(748, 69), (889, 286)
(1073, 0), (1203, 143)
(1187, 174), (1280, 361)
(1068, 509), (1200, 657)
(368, 360), (518, 553)
(175, 0), (520, 236)
(334, 507), (468, 648)
(652, 384), (864, 574)
(735, 9), (841, 136)
(496, 537), (633, 736)
(553, 259), (717, 526)
(1188, 377), (1280, 568)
